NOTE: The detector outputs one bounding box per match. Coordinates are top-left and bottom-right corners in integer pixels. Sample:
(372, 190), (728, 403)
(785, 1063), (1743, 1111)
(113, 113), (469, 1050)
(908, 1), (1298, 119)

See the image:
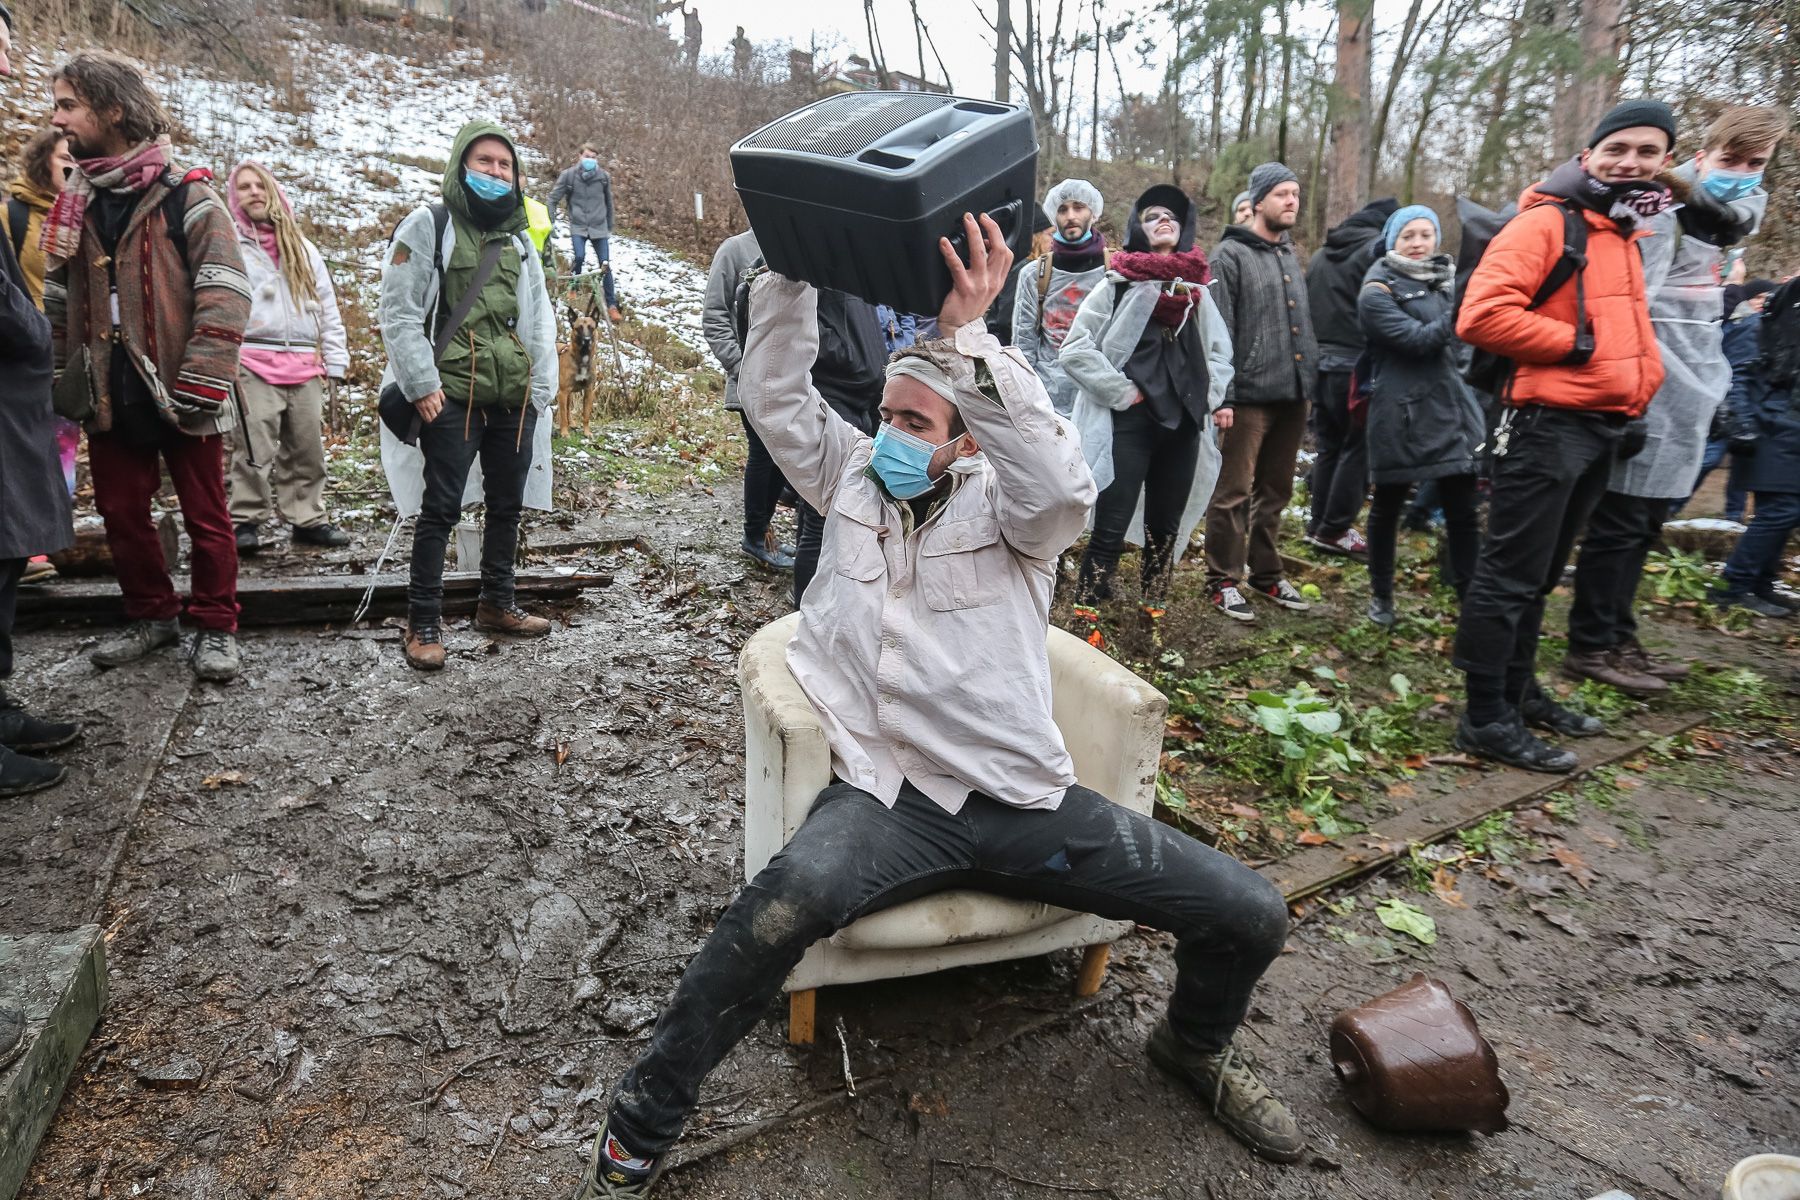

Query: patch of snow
(1665, 518), (1747, 534)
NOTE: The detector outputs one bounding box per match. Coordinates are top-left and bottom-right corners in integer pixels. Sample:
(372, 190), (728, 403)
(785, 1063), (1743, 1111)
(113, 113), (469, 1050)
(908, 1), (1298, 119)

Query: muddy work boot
(91, 618), (181, 668)
(474, 600), (552, 638)
(190, 630), (241, 682)
(574, 1120), (664, 1199)
(1454, 712), (1577, 774)
(1519, 684), (1604, 739)
(0, 745), (67, 798)
(1146, 1020), (1304, 1162)
(1615, 637), (1690, 682)
(1560, 648), (1667, 698)
(403, 622), (446, 671)
(0, 693), (80, 753)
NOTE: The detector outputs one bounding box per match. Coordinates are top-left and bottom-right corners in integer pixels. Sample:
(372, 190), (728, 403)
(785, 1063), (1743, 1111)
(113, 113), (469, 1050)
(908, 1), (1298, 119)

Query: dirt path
(6, 488), (1797, 1200)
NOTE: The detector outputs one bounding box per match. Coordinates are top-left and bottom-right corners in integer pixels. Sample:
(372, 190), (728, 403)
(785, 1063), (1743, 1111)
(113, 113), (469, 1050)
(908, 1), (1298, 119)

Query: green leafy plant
(1358, 673), (1438, 762)
(1642, 548), (1716, 604)
(1245, 685), (1365, 832)
(1457, 812), (1526, 865)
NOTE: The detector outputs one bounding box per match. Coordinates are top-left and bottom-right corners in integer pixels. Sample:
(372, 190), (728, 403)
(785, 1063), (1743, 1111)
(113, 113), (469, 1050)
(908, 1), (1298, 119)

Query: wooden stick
(788, 990), (816, 1046)
(1073, 943), (1110, 997)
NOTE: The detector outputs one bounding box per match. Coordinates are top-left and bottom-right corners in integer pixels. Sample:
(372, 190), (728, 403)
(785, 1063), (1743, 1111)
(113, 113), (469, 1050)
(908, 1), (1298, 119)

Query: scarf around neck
(41, 135), (172, 265)
(1110, 246), (1212, 327)
(1381, 250), (1455, 290)
(1553, 158), (1673, 231)
(1050, 228), (1105, 273)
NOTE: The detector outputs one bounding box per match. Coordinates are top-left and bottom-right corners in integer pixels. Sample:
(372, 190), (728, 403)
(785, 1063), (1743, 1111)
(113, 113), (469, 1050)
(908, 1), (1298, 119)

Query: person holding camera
(569, 215), (1303, 1199)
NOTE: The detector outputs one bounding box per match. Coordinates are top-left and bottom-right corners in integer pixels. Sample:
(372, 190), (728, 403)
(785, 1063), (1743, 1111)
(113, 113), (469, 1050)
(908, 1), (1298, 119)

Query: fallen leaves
(1430, 866), (1466, 908)
(1376, 897), (1438, 945)
(1296, 830), (1332, 846)
(202, 770), (251, 789)
(1550, 844), (1596, 889)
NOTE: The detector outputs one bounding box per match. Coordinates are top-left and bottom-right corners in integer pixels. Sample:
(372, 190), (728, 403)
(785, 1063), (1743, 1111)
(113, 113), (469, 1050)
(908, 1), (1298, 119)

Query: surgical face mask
(1701, 167), (1762, 202)
(580, 156), (598, 172)
(464, 169), (513, 202)
(869, 423), (960, 500)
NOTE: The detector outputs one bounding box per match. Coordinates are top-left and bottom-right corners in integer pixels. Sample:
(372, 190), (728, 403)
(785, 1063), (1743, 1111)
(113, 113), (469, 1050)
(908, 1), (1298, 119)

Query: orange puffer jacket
(1456, 176), (1664, 417)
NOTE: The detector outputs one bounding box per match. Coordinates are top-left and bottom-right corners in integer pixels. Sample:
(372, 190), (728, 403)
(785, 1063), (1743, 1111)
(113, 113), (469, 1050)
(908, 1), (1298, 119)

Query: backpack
(1453, 195), (1590, 398)
(1033, 244), (1112, 336)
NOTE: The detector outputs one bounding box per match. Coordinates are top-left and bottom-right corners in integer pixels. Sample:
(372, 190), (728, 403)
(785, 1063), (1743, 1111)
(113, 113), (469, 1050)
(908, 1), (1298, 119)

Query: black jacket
(1356, 254), (1484, 485)
(1308, 198), (1397, 366)
(1723, 307), (1800, 495)
(0, 230), (72, 561)
(813, 288), (887, 434)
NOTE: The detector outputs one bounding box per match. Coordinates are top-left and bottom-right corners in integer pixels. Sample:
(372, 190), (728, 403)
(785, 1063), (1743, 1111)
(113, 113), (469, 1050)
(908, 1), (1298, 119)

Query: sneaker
(292, 523), (352, 548)
(1210, 582), (1256, 622)
(91, 618), (181, 668)
(235, 522), (261, 555)
(1145, 1020), (1305, 1162)
(1716, 590), (1793, 619)
(574, 1120), (664, 1199)
(0, 746), (67, 798)
(1615, 637), (1689, 682)
(404, 622), (446, 671)
(1560, 648), (1667, 698)
(1454, 713), (1577, 774)
(474, 600), (553, 638)
(20, 556), (56, 584)
(1754, 590), (1800, 615)
(1367, 595), (1396, 629)
(741, 535), (795, 571)
(1254, 579), (1312, 612)
(0, 697), (80, 753)
(1520, 691), (1604, 739)
(190, 630), (241, 682)
(1306, 528), (1368, 559)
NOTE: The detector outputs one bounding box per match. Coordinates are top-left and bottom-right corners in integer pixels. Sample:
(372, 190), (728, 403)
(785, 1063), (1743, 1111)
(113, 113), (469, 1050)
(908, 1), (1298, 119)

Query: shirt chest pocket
(919, 516), (1007, 611)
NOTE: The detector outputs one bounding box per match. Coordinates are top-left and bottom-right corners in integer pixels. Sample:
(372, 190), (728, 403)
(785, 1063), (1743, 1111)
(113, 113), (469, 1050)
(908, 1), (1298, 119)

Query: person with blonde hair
(225, 160), (350, 554)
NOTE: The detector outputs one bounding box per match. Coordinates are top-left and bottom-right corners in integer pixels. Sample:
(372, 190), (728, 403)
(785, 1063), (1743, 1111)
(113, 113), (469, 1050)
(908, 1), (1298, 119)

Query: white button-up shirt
(741, 273), (1099, 813)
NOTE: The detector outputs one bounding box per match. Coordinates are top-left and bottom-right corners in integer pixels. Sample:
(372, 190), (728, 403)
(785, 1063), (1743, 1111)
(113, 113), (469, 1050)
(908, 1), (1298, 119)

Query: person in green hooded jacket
(378, 119), (558, 672)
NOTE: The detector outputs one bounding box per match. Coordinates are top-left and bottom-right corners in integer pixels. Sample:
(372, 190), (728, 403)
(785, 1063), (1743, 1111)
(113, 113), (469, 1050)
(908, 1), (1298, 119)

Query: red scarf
(40, 136), (172, 264)
(1110, 247), (1213, 327)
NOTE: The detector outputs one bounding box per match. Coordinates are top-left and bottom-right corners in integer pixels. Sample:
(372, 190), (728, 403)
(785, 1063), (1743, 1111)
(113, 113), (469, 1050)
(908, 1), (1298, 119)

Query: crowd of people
(0, 11), (1795, 1192)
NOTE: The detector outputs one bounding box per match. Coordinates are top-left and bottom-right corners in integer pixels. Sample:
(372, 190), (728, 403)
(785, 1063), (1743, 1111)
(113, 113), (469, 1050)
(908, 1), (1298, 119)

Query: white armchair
(739, 612), (1167, 1043)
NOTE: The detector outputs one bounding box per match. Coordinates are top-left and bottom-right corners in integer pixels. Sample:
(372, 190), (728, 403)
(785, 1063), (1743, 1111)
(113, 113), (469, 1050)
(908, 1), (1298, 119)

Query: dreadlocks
(235, 161), (319, 317)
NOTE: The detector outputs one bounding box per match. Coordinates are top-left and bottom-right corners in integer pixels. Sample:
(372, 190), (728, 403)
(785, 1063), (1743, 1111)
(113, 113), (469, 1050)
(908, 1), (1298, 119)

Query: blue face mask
(869, 423), (961, 500)
(580, 156), (598, 172)
(1700, 167), (1762, 202)
(464, 169), (513, 202)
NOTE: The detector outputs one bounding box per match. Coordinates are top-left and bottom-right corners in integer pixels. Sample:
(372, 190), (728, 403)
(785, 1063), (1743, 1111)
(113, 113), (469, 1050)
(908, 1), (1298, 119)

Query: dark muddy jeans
(607, 779), (1289, 1158)
(1307, 368), (1368, 540)
(408, 401), (537, 624)
(1567, 491), (1671, 653)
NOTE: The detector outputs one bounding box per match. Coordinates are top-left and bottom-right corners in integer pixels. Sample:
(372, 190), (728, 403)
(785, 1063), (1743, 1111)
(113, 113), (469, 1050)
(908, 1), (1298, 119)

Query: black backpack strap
(1528, 201), (1587, 310)
(6, 197), (28, 260)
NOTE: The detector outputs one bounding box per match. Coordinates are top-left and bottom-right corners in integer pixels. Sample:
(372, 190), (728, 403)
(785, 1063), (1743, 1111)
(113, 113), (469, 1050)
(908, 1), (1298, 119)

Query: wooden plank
(0, 926), (109, 1200)
(787, 990), (816, 1046)
(1259, 711), (1710, 902)
(12, 570), (614, 630)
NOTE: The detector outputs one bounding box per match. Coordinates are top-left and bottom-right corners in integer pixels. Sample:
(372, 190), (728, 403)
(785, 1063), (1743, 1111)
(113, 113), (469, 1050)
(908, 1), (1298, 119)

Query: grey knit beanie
(1248, 162), (1299, 208)
(1588, 99), (1676, 151)
(1041, 178), (1104, 227)
(1231, 190), (1252, 217)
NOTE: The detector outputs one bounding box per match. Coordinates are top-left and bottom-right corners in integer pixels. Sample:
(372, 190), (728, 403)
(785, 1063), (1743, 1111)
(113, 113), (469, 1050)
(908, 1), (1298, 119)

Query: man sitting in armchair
(573, 215), (1302, 1198)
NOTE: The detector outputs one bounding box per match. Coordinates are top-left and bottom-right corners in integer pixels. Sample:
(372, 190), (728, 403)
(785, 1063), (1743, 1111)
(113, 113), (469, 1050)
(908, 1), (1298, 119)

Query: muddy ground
(4, 481), (1797, 1200)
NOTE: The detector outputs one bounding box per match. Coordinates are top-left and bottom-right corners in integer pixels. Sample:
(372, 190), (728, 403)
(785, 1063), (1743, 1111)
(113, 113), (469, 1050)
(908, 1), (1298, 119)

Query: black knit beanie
(1588, 99), (1676, 151)
(0, 3), (14, 31)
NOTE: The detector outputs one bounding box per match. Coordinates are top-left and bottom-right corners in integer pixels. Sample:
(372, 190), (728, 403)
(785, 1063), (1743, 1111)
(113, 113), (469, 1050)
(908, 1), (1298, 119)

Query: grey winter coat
(1208, 223), (1317, 406)
(1011, 255), (1106, 416)
(702, 230), (761, 411)
(0, 232), (72, 561)
(1356, 255), (1485, 485)
(547, 164), (615, 239)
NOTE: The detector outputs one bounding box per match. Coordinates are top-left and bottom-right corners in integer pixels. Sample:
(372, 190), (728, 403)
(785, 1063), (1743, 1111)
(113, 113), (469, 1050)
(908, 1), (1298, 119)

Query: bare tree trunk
(1090, 0), (1102, 162)
(1237, 27), (1259, 143)
(1210, 50), (1225, 154)
(865, 0), (893, 88)
(996, 0), (1012, 101)
(1326, 0), (1373, 226)
(911, 0), (927, 80)
(1277, 0), (1293, 161)
(1369, 0), (1445, 192)
(1571, 0), (1626, 144)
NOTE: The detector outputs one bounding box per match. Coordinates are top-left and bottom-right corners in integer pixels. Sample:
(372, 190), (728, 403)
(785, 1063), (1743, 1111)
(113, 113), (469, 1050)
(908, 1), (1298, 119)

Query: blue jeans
(570, 235), (617, 307)
(1720, 491), (1800, 597)
(1678, 437), (1747, 522)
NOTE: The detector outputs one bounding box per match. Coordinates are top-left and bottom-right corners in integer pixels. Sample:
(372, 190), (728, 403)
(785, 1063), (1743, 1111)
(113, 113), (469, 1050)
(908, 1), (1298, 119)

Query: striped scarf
(40, 135), (171, 265)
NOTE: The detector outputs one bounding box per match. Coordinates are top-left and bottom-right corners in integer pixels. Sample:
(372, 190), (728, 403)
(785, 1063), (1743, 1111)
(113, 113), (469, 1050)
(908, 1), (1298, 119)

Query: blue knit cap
(1382, 204), (1441, 251)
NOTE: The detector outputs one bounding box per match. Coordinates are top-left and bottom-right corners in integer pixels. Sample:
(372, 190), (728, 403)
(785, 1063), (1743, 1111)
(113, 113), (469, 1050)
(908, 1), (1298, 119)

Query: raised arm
(739, 271), (865, 513)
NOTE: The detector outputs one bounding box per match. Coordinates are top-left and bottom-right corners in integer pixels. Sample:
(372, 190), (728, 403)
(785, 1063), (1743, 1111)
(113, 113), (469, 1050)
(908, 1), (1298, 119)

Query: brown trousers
(228, 372), (330, 528)
(1204, 400), (1308, 590)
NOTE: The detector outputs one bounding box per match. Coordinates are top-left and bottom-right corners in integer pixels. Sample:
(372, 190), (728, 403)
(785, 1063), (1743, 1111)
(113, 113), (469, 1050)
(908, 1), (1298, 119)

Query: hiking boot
(1367, 594), (1396, 629)
(574, 1120), (664, 1199)
(404, 623), (446, 671)
(1210, 581), (1255, 622)
(1757, 589), (1800, 614)
(474, 600), (552, 638)
(741, 535), (795, 571)
(1145, 1020), (1305, 1163)
(0, 697), (80, 753)
(91, 618), (181, 668)
(0, 746), (67, 799)
(1615, 637), (1689, 682)
(1255, 578), (1312, 612)
(1454, 713), (1577, 774)
(1560, 648), (1667, 697)
(1715, 590), (1793, 619)
(235, 522), (261, 555)
(190, 630), (241, 682)
(1305, 528), (1368, 560)
(292, 523), (352, 548)
(1520, 691), (1604, 739)
(607, 306), (624, 324)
